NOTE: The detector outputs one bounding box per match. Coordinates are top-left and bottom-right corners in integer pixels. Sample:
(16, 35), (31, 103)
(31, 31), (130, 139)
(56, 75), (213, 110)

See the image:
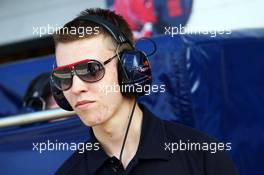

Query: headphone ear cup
(50, 80), (73, 111)
(117, 50), (152, 96)
(117, 52), (128, 96)
(23, 73), (51, 110)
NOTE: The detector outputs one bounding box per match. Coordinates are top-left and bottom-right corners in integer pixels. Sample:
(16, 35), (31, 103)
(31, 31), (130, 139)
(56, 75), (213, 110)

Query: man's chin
(77, 113), (104, 127)
(82, 120), (105, 128)
(74, 105), (96, 116)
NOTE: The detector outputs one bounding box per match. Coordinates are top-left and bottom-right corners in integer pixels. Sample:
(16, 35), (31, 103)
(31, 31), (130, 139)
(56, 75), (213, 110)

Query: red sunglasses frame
(54, 54), (118, 71)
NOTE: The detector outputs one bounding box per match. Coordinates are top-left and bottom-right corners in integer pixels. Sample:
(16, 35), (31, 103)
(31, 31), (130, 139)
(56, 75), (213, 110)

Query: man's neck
(92, 98), (143, 168)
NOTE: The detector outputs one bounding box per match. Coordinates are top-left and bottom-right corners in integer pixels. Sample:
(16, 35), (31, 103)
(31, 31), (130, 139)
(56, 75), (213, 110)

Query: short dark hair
(53, 8), (134, 46)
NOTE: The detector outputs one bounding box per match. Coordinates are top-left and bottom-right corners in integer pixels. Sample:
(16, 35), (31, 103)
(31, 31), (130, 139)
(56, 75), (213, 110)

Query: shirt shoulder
(159, 118), (239, 175)
(162, 119), (216, 142)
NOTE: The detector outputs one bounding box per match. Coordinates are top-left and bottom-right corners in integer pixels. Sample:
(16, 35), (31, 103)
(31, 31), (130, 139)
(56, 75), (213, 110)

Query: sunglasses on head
(51, 54), (117, 91)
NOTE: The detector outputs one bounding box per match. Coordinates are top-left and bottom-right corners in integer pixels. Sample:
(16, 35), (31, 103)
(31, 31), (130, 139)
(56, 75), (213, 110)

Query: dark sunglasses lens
(75, 61), (105, 82)
(52, 69), (72, 90)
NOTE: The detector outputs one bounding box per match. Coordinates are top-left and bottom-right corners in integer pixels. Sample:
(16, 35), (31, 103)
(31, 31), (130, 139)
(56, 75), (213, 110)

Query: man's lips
(75, 100), (95, 108)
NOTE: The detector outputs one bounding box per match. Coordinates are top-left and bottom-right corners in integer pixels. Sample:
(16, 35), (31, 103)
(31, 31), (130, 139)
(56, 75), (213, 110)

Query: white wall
(187, 0), (264, 31)
(0, 0), (106, 46)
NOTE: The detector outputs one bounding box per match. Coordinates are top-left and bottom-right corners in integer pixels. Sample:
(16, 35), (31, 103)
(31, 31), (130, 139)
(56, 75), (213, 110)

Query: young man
(52, 8), (238, 175)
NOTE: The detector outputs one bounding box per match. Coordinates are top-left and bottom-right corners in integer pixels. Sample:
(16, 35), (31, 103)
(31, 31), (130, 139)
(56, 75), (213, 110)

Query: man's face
(55, 35), (124, 127)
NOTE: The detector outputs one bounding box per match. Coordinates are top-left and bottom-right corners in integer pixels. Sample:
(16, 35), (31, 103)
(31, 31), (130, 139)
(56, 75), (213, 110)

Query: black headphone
(50, 16), (152, 111)
(23, 72), (51, 111)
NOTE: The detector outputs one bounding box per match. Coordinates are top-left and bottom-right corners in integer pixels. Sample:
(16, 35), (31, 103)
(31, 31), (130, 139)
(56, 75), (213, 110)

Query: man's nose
(70, 75), (89, 94)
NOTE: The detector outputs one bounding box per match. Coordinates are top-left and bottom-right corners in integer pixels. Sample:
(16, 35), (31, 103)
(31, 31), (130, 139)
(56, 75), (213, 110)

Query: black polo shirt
(55, 104), (238, 175)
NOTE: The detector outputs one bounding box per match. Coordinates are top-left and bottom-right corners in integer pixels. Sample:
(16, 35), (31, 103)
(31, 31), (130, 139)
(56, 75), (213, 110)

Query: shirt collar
(85, 103), (170, 174)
